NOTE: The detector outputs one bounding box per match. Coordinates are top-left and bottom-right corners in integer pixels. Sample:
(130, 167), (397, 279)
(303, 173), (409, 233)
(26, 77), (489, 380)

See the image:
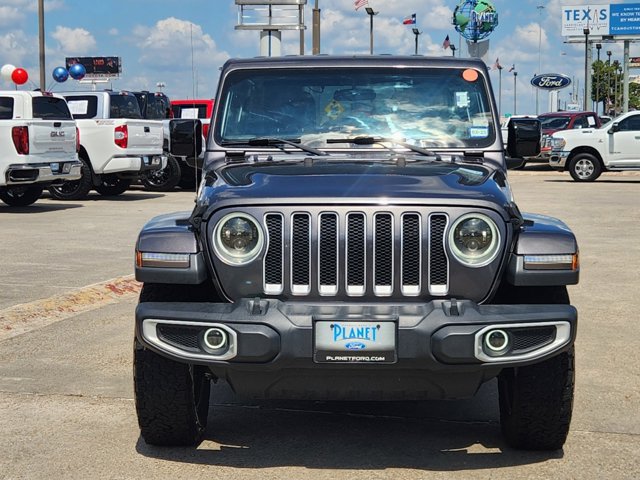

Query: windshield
(539, 115), (571, 130)
(215, 67), (496, 149)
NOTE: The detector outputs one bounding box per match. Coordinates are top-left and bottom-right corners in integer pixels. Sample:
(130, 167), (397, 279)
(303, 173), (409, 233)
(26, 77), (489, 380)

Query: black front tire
(48, 155), (93, 200)
(494, 284), (574, 450)
(134, 340), (211, 446)
(140, 155), (182, 192)
(0, 184), (43, 206)
(568, 153), (602, 182)
(95, 175), (131, 196)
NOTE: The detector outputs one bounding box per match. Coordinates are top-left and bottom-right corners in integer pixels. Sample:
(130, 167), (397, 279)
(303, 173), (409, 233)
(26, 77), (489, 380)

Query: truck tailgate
(28, 120), (77, 159)
(123, 120), (163, 154)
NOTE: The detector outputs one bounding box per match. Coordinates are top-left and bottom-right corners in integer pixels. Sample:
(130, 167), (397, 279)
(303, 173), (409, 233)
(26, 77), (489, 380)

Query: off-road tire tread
(48, 155), (93, 200)
(134, 343), (210, 446)
(0, 184), (43, 206)
(141, 155), (182, 192)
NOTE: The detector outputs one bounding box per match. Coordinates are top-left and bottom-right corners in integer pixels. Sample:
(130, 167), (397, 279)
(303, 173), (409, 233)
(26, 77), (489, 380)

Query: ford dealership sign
(531, 74), (572, 90)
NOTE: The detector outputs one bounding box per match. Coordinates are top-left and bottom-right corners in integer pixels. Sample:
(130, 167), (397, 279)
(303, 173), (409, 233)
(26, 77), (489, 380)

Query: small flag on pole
(354, 0), (369, 10)
(508, 64), (515, 72)
(442, 35), (451, 50)
(493, 58), (502, 70)
(403, 13), (417, 25)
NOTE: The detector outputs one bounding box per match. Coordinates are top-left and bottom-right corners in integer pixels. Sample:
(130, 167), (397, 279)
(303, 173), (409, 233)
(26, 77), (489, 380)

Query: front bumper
(136, 298), (577, 400)
(4, 160), (82, 185)
(549, 150), (570, 169)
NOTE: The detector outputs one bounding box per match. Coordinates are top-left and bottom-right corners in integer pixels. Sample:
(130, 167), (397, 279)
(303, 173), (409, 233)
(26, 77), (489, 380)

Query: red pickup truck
(170, 99), (214, 138)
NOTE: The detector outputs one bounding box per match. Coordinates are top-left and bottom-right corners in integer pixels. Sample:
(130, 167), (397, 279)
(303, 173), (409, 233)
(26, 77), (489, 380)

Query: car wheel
(134, 339), (211, 446)
(494, 285), (574, 450)
(568, 153), (602, 182)
(48, 156), (93, 200)
(134, 283), (217, 446)
(95, 175), (131, 196)
(140, 155), (182, 192)
(0, 184), (43, 206)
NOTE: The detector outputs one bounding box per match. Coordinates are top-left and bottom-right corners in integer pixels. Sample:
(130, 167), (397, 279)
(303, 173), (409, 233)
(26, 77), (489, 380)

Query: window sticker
(469, 126), (489, 138)
(68, 100), (88, 115)
(455, 91), (469, 108)
(181, 108), (199, 119)
(587, 116), (596, 126)
(462, 69), (479, 82)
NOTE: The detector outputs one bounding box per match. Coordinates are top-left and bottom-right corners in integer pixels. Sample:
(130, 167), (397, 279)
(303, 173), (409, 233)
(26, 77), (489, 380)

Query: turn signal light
(114, 125), (128, 148)
(12, 126), (29, 154)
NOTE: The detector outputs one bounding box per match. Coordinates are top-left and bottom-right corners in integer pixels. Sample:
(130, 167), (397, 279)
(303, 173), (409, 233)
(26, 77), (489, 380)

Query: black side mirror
(507, 118), (541, 159)
(169, 119), (203, 159)
(608, 122), (620, 134)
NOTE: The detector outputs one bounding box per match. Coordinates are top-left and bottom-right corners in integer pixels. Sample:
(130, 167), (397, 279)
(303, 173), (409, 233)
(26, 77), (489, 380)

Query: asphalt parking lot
(0, 168), (639, 480)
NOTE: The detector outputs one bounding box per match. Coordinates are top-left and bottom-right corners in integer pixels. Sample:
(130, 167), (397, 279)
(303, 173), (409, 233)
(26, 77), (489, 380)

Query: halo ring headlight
(213, 212), (264, 265)
(448, 213), (501, 267)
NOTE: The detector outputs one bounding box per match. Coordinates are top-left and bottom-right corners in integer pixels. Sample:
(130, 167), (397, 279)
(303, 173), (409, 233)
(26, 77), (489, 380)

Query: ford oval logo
(345, 342), (366, 350)
(531, 74), (571, 90)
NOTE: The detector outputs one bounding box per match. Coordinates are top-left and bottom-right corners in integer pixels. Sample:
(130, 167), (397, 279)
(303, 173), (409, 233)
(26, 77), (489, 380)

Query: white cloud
(0, 7), (24, 27)
(51, 26), (97, 55)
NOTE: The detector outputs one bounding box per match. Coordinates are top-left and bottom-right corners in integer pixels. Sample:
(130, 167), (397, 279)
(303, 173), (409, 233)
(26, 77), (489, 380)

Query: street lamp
(38, 0), (45, 91)
(513, 70), (518, 115)
(365, 7), (378, 55)
(412, 28), (421, 55)
(536, 4), (545, 115)
(583, 27), (589, 112)
(450, 44), (457, 57)
(595, 43), (601, 115)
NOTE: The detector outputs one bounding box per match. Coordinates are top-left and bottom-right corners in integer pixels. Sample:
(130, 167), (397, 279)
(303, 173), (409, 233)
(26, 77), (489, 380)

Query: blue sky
(0, 0), (635, 115)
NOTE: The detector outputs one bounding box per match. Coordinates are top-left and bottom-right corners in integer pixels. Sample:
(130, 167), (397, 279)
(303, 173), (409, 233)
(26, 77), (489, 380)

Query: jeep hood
(198, 159), (511, 211)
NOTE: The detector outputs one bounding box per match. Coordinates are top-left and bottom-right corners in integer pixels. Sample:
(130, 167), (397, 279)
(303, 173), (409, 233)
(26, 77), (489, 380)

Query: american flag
(354, 0), (369, 10)
(442, 35), (451, 50)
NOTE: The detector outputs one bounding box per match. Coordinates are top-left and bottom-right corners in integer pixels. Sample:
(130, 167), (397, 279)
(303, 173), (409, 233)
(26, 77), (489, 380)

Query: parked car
(537, 111), (601, 162)
(133, 55), (579, 451)
(550, 110), (640, 181)
(0, 91), (81, 206)
(52, 91), (164, 200)
(170, 99), (214, 138)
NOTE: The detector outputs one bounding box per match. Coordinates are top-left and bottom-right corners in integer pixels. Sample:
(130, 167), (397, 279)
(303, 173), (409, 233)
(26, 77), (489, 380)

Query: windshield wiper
(246, 137), (328, 156)
(326, 136), (442, 161)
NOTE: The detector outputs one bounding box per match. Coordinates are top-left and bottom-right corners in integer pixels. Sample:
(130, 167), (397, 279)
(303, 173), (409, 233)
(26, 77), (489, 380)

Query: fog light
(203, 327), (227, 350)
(484, 329), (510, 354)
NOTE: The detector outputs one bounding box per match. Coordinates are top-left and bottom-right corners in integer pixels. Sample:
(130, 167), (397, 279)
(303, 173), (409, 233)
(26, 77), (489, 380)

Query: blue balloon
(52, 66), (69, 83)
(68, 63), (86, 80)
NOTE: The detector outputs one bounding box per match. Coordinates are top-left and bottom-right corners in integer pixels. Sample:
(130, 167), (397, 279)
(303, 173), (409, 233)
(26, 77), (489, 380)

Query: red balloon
(11, 68), (28, 85)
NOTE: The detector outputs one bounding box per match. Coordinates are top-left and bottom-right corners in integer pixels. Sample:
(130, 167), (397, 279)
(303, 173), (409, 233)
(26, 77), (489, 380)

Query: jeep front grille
(263, 210), (449, 298)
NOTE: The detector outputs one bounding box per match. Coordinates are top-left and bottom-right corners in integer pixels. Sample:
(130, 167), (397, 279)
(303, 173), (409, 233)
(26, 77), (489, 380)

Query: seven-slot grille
(263, 211), (449, 298)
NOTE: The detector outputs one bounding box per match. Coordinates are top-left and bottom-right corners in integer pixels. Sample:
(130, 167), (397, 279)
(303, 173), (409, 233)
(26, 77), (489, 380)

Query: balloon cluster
(1, 64), (29, 85)
(52, 64), (86, 83)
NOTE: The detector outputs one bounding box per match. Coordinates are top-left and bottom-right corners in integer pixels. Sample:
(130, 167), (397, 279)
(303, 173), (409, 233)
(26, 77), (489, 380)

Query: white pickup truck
(50, 91), (164, 199)
(0, 91), (81, 206)
(549, 111), (640, 181)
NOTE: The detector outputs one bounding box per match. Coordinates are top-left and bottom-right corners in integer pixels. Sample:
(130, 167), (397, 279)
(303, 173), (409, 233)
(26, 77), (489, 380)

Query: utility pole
(312, 0), (320, 54)
(38, 0), (45, 91)
(595, 43), (601, 115)
(536, 4), (544, 115)
(583, 27), (590, 112)
(412, 28), (421, 55)
(513, 70), (518, 115)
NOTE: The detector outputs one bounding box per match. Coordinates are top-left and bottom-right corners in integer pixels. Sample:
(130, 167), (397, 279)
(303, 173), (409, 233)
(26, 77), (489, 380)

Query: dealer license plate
(314, 321), (396, 364)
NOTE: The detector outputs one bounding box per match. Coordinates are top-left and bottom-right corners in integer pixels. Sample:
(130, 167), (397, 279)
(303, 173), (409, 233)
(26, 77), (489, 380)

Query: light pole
(536, 4), (545, 115)
(450, 44), (456, 57)
(412, 28), (421, 55)
(606, 50), (612, 114)
(38, 0), (45, 91)
(365, 7), (378, 55)
(595, 43), (601, 115)
(498, 63), (503, 119)
(513, 70), (518, 115)
(583, 27), (589, 112)
(312, 0), (320, 55)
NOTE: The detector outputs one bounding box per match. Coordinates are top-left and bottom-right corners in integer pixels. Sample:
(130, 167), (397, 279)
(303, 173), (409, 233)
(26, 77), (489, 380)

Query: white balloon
(1, 64), (16, 81)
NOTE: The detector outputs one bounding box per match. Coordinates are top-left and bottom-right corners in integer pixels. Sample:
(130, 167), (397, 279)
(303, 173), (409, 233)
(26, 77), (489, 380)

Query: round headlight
(448, 213), (500, 267)
(213, 213), (264, 265)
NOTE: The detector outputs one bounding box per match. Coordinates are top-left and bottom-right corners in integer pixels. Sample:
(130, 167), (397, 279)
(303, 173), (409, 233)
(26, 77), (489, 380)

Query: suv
(133, 56), (579, 450)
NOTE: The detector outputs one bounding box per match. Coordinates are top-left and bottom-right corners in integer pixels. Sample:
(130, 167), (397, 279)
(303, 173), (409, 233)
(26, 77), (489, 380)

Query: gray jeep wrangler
(133, 56), (579, 450)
